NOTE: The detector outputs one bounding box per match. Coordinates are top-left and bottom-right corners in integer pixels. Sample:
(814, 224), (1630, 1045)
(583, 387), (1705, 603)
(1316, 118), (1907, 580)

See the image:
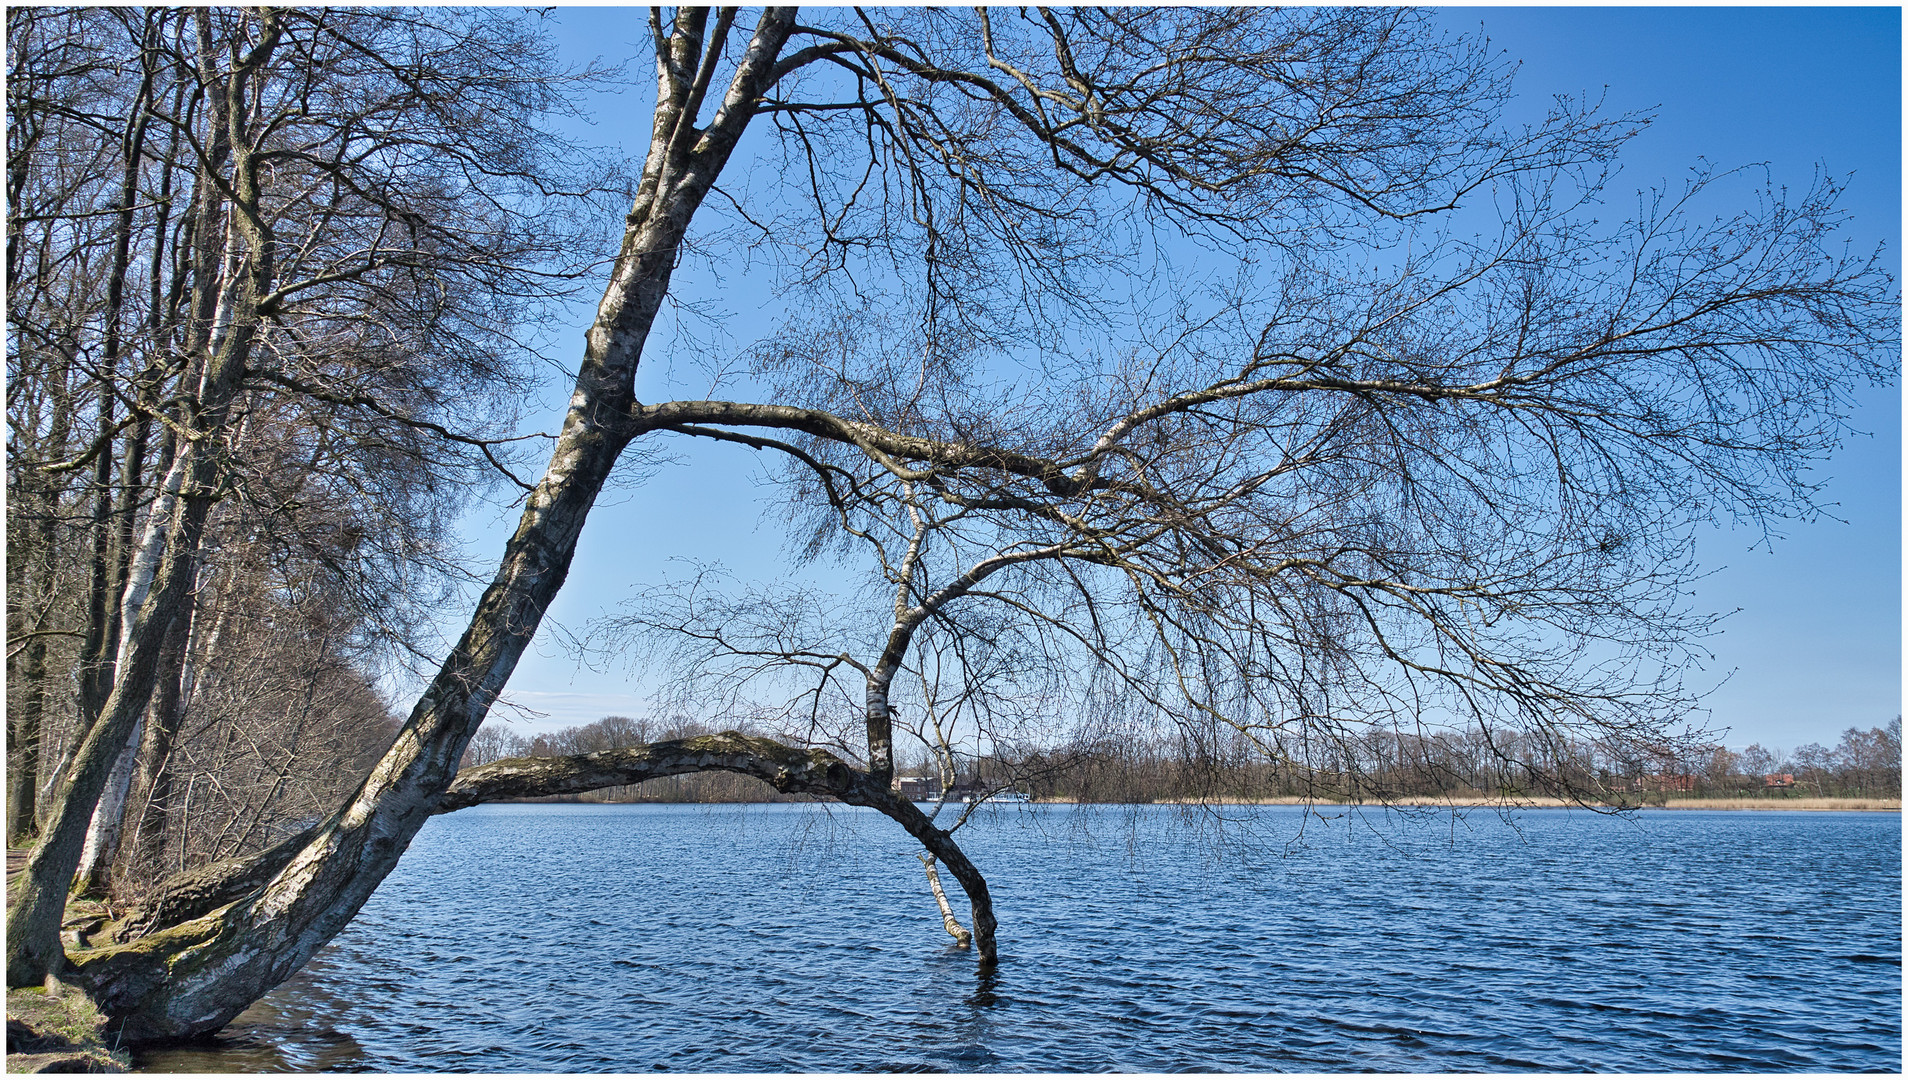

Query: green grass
(6, 984), (130, 1072)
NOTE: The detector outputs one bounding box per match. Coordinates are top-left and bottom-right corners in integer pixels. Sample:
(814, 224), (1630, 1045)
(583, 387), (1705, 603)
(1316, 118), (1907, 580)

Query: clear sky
(440, 8), (1901, 758)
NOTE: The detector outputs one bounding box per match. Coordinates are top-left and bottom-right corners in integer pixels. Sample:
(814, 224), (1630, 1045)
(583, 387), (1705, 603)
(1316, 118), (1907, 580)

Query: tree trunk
(67, 437), (190, 896)
(72, 46), (157, 744)
(432, 735), (996, 963)
(8, 636), (50, 846)
(5, 5), (275, 979)
(74, 713), (145, 897)
(77, 733), (998, 1015)
(7, 340), (77, 848)
(39, 10), (807, 1035)
(6, 457), (222, 986)
(60, 377), (641, 1030)
(16, 8), (1000, 1042)
(918, 854), (975, 948)
(115, 589), (199, 886)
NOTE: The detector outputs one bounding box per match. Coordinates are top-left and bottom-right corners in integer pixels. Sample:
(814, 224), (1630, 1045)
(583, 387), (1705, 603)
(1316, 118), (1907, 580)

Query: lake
(135, 802), (1901, 1072)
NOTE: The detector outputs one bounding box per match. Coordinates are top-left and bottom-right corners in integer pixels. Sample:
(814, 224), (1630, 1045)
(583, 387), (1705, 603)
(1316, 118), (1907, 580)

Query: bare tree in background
(5, 7), (1894, 1050)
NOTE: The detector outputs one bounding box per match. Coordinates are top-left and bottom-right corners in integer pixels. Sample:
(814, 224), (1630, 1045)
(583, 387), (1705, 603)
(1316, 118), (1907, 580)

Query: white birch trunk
(73, 453), (189, 890)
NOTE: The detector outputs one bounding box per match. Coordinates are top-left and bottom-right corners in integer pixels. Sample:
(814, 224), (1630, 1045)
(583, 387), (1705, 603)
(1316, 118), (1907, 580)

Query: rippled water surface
(136, 803), (1900, 1072)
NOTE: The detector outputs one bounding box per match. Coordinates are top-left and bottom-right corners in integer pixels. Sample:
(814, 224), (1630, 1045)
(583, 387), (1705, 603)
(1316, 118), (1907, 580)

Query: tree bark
(73, 33), (158, 742)
(74, 713), (145, 897)
(114, 589), (199, 887)
(110, 825), (320, 943)
(8, 636), (50, 846)
(918, 855), (975, 948)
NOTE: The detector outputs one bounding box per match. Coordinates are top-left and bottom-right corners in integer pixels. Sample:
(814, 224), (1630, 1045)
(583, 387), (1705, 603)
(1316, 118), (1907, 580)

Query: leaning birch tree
(6, 4), (609, 986)
(5, 7), (1895, 1048)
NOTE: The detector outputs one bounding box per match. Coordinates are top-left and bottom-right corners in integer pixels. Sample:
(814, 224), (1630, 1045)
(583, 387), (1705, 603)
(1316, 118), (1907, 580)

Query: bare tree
(5, 7), (1894, 1054)
(7, 3), (611, 978)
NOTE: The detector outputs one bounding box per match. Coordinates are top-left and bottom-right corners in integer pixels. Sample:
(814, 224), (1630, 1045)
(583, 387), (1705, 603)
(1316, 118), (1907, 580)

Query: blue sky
(1445, 7), (1902, 751)
(444, 8), (1901, 757)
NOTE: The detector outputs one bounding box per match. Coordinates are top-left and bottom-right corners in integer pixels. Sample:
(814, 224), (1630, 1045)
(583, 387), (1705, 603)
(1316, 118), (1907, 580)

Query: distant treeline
(1001, 719), (1903, 804)
(464, 716), (1901, 806)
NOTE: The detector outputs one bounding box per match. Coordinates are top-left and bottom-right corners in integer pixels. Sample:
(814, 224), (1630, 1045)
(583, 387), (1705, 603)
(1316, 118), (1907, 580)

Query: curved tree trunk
(72, 733), (997, 1029)
(918, 855), (975, 948)
(36, 10), (805, 1039)
(436, 733), (998, 964)
(14, 7), (1005, 1045)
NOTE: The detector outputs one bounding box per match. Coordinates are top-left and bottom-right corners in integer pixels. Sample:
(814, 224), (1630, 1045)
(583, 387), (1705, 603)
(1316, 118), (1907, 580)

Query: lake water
(135, 802), (1901, 1072)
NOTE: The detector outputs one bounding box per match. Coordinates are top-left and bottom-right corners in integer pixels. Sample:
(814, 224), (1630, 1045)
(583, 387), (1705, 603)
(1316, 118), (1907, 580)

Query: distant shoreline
(492, 794), (1901, 812)
(1134, 795), (1901, 812)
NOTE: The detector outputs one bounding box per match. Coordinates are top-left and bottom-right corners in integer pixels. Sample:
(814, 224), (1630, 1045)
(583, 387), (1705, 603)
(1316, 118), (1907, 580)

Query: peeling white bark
(74, 715), (144, 892)
(918, 853), (973, 947)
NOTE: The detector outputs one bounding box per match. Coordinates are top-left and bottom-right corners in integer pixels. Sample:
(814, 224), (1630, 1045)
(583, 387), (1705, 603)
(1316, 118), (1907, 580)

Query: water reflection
(134, 977), (369, 1073)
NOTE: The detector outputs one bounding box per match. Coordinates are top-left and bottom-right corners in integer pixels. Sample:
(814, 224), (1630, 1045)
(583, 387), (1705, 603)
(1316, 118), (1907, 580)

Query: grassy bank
(5, 985), (129, 1073)
(1632, 796), (1900, 811)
